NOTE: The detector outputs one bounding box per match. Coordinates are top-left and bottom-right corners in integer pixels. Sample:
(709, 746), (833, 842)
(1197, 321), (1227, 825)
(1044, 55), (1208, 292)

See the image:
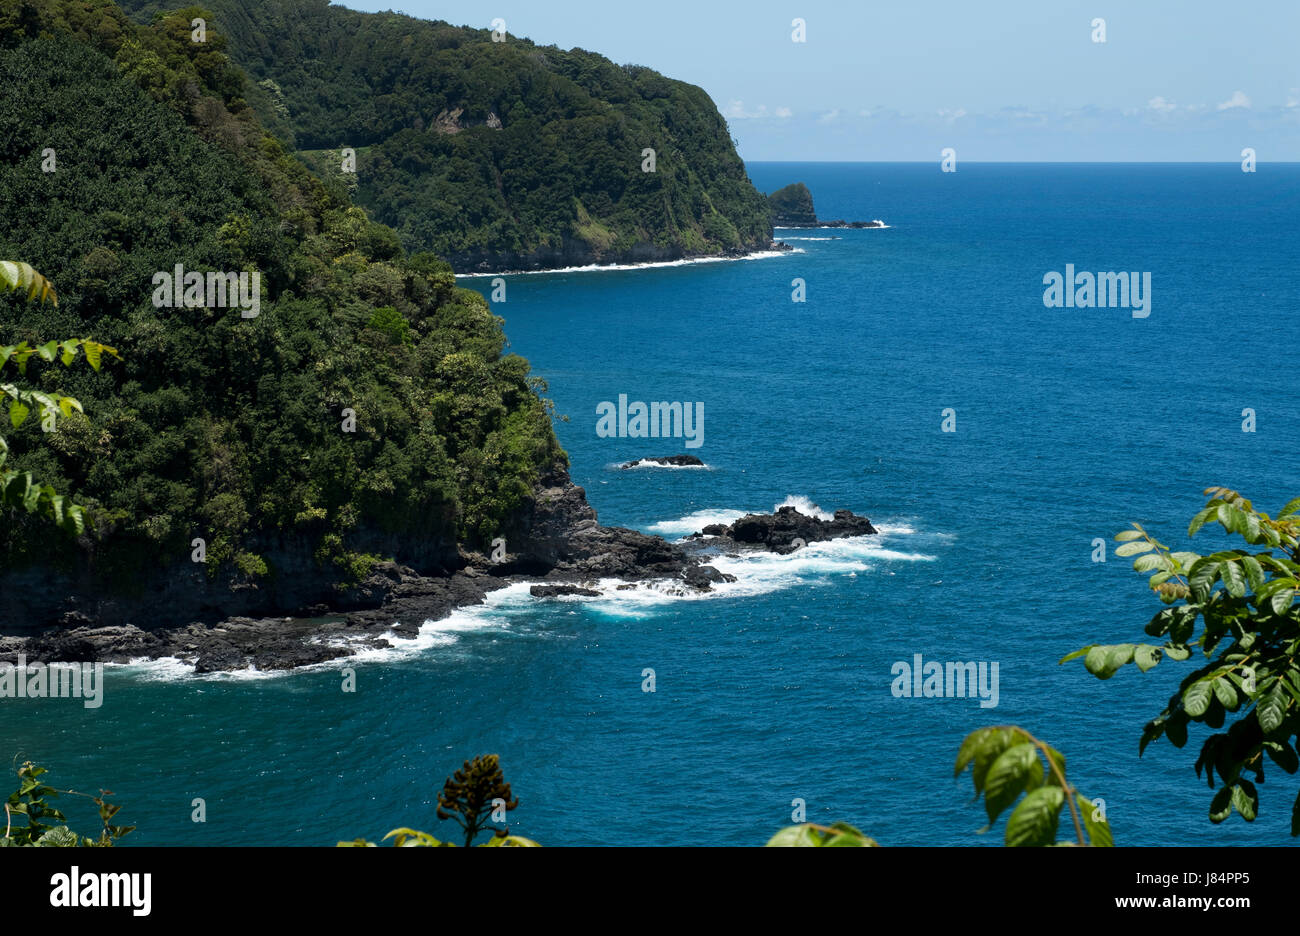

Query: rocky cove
(0, 468), (877, 674)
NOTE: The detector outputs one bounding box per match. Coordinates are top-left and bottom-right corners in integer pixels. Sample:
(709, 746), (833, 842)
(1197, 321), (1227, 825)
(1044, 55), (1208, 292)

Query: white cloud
(817, 109), (840, 123)
(724, 101), (792, 119)
(1217, 90), (1251, 111)
(724, 100), (763, 119)
(1147, 96), (1176, 112)
(1287, 89), (1300, 109)
(937, 107), (967, 123)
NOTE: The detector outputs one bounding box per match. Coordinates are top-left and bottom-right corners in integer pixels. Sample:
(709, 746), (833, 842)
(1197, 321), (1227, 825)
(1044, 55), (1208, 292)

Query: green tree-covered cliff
(0, 0), (563, 612)
(117, 0), (775, 271)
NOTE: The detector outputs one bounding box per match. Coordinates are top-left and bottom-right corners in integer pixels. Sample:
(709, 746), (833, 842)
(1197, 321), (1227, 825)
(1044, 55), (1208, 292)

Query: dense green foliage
(2, 762), (132, 847)
(767, 182), (817, 225)
(1065, 487), (1300, 833)
(117, 0), (774, 269)
(766, 726), (1112, 847)
(0, 2), (563, 591)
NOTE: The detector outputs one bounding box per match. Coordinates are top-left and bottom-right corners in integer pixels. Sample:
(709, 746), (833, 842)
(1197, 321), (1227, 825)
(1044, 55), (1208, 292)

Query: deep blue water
(8, 163), (1299, 846)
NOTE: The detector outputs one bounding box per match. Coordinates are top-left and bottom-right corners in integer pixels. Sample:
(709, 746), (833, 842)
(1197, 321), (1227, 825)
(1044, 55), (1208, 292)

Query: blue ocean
(10, 163), (1299, 846)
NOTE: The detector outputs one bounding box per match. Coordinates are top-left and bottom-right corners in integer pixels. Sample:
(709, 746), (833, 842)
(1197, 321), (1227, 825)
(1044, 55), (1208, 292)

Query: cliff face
(117, 0), (775, 272)
(0, 465), (688, 639)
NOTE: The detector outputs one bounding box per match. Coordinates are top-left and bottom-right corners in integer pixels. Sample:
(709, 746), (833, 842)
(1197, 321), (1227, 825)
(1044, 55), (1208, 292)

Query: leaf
(1209, 786), (1232, 823)
(1134, 644), (1161, 673)
(815, 823), (877, 847)
(0, 261), (58, 306)
(1189, 559), (1220, 601)
(1115, 529), (1146, 542)
(971, 728), (1018, 794)
(9, 400), (28, 428)
(1183, 680), (1213, 718)
(954, 728), (994, 777)
(1231, 781), (1258, 822)
(983, 743), (1041, 823)
(1188, 507), (1218, 537)
(1058, 646), (1093, 665)
(1280, 497), (1300, 519)
(1270, 588), (1295, 616)
(1211, 677), (1238, 712)
(1115, 541), (1154, 557)
(83, 341), (102, 372)
(1217, 503), (1243, 533)
(1257, 680), (1287, 734)
(1133, 554), (1168, 574)
(1085, 644), (1134, 679)
(1077, 793), (1113, 847)
(34, 826), (78, 847)
(487, 834), (541, 847)
(1220, 560), (1246, 598)
(382, 827), (443, 847)
(1004, 786), (1064, 847)
(1241, 555), (1266, 591)
(765, 825), (823, 847)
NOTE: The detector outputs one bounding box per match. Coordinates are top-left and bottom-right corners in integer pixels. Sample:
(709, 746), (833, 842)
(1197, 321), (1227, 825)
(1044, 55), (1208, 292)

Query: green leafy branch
(0, 263), (121, 535)
(954, 725), (1112, 846)
(1062, 488), (1300, 832)
(2, 762), (133, 848)
(765, 726), (1112, 847)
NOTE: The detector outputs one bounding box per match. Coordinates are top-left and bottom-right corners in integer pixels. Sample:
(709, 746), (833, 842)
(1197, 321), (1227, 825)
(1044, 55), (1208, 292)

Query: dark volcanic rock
(620, 455), (706, 469)
(530, 584), (601, 598)
(693, 505), (877, 553)
(681, 565), (738, 590)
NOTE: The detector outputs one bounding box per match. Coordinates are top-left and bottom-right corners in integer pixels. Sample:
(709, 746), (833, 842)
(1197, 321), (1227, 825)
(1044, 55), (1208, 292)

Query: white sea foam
(646, 508), (748, 537)
(773, 494), (833, 521)
(457, 248), (802, 278)
(774, 224), (890, 231)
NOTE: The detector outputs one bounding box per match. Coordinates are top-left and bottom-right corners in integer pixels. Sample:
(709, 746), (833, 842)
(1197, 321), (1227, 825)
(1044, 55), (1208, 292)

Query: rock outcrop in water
(691, 505), (878, 555)
(767, 181), (885, 229)
(620, 455), (706, 469)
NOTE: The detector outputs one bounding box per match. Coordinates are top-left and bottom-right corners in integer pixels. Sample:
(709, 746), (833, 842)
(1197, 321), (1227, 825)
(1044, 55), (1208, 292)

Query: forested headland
(117, 0), (777, 271)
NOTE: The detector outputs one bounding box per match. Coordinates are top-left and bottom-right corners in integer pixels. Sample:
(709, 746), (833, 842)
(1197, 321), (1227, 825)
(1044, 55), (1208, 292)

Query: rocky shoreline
(0, 474), (877, 674)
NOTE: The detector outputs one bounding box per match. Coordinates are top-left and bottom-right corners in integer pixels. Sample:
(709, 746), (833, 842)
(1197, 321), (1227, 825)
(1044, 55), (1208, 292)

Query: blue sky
(341, 0), (1300, 161)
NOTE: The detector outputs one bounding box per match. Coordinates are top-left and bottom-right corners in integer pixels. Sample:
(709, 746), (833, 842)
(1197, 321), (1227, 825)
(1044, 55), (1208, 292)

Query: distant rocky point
(767, 182), (885, 229)
(620, 455), (707, 469)
(689, 505), (878, 554)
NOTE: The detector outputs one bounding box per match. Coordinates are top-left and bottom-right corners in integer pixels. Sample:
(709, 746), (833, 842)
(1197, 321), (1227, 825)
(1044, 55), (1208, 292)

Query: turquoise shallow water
(8, 163), (1299, 846)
